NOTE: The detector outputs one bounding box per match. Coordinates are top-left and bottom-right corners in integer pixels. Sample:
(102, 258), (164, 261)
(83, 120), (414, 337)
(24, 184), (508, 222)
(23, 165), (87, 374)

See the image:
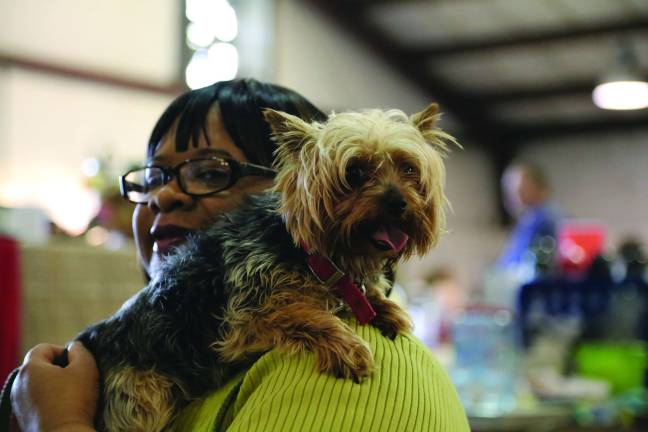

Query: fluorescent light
(212, 2), (237, 42)
(592, 80), (648, 110)
(185, 0), (237, 42)
(186, 22), (217, 49)
(185, 44), (238, 89)
(207, 42), (238, 78)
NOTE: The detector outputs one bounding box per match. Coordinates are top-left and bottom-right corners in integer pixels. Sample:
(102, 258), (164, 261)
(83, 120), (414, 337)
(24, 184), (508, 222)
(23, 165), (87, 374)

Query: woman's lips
(153, 236), (186, 255)
(150, 225), (194, 255)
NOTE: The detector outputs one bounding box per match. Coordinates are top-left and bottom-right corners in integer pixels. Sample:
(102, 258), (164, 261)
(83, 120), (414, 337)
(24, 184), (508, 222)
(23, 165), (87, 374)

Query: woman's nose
(148, 180), (193, 214)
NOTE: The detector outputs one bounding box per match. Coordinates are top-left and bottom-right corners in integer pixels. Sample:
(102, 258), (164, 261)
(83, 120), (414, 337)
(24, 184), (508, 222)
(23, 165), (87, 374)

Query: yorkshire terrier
(75, 103), (457, 431)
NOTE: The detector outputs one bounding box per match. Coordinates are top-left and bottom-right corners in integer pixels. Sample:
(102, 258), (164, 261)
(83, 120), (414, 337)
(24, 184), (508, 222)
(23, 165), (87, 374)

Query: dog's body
(77, 104), (457, 431)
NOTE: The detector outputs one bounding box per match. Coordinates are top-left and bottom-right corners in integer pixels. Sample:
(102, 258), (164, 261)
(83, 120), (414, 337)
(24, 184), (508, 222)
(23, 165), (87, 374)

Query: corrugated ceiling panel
(369, 1), (532, 45)
(486, 0), (576, 32)
(429, 33), (647, 92)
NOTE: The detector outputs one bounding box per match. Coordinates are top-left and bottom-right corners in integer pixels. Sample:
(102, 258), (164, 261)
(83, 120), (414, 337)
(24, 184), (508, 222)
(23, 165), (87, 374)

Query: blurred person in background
(618, 236), (647, 279)
(9, 78), (469, 431)
(497, 162), (562, 270)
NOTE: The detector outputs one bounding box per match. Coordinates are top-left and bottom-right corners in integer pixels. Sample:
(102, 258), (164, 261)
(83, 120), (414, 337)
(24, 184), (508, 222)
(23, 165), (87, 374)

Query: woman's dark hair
(147, 78), (326, 167)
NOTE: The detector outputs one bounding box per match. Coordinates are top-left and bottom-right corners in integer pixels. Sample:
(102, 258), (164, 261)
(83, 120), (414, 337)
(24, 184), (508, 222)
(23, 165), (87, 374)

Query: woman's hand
(10, 342), (99, 432)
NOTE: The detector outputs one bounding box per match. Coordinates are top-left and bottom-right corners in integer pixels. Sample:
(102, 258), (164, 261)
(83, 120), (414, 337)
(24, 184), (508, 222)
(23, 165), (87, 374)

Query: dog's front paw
(370, 301), (413, 340)
(370, 313), (412, 340)
(371, 313), (411, 340)
(315, 335), (374, 382)
(371, 317), (400, 340)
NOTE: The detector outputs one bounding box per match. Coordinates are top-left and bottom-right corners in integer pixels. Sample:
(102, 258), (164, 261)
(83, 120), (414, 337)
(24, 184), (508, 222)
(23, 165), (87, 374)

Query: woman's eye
(196, 169), (227, 184)
(346, 164), (367, 188)
(197, 169), (218, 179)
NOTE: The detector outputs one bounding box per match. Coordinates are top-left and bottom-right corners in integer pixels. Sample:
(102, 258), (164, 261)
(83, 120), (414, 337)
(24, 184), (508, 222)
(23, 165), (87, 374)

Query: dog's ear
(263, 109), (317, 156)
(410, 103), (460, 153)
(410, 103), (440, 133)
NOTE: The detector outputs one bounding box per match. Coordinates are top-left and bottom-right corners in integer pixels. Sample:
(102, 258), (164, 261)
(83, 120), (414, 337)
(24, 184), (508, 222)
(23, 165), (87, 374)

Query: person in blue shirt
(498, 162), (561, 268)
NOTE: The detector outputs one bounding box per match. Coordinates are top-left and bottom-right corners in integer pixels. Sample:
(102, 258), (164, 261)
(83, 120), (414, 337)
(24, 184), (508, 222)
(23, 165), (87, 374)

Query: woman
(10, 79), (469, 431)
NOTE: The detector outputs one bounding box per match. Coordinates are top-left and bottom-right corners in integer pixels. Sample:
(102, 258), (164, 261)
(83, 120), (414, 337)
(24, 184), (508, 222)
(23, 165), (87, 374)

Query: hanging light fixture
(592, 38), (648, 111)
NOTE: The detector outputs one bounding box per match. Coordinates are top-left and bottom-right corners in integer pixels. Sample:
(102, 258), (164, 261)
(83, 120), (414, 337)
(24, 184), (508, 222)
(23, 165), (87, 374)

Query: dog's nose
(383, 188), (407, 215)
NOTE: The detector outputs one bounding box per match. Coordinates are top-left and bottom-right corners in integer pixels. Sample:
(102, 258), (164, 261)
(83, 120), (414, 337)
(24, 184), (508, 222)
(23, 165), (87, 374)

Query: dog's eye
(346, 164), (367, 188)
(401, 163), (417, 176)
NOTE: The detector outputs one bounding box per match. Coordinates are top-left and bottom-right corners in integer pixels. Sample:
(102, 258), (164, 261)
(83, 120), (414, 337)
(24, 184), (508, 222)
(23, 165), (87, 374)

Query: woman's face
(133, 108), (273, 277)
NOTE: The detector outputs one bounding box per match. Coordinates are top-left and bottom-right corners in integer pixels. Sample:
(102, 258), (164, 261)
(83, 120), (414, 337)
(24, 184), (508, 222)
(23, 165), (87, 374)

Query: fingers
(66, 342), (90, 364)
(24, 343), (67, 365)
(66, 342), (99, 380)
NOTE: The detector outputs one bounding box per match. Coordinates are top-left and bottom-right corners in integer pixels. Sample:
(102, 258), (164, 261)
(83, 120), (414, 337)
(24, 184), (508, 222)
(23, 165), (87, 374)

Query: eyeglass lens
(123, 159), (234, 202)
(180, 159), (232, 194)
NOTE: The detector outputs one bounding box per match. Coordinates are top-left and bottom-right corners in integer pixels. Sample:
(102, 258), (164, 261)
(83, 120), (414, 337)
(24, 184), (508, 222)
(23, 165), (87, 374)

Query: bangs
(147, 79), (326, 165)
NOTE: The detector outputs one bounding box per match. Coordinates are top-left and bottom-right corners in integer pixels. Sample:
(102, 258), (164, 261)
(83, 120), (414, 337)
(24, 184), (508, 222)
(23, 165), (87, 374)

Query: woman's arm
(10, 342), (99, 432)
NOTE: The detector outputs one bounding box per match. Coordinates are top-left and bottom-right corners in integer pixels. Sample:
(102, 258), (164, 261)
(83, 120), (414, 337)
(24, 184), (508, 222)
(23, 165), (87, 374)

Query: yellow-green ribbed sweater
(174, 321), (469, 431)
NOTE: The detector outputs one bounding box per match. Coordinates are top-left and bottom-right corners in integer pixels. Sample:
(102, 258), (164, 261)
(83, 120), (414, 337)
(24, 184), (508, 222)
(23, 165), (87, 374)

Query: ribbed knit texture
(174, 321), (469, 431)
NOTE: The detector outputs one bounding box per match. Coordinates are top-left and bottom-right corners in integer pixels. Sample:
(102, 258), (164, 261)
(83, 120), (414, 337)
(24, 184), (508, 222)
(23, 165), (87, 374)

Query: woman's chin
(148, 253), (164, 278)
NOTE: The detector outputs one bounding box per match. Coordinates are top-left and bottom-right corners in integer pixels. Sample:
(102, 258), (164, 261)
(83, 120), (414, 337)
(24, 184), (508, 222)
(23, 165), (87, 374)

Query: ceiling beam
(476, 80), (597, 104)
(0, 52), (185, 96)
(408, 19), (648, 58)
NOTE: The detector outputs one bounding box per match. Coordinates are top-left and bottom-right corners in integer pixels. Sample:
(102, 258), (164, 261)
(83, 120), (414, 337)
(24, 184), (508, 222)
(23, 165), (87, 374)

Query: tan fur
(103, 367), (181, 432)
(216, 284), (375, 380)
(212, 104), (457, 380)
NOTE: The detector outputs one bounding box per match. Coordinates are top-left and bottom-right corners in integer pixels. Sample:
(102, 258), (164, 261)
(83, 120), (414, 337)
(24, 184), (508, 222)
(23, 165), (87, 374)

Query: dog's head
(265, 104), (458, 270)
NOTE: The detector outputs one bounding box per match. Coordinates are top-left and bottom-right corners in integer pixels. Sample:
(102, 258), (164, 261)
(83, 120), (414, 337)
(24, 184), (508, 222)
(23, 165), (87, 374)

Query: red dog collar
(301, 243), (377, 325)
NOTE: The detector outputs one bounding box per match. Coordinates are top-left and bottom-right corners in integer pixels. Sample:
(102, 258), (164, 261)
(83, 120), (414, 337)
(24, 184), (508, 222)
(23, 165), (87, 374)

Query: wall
(399, 146), (507, 297)
(0, 0), (180, 84)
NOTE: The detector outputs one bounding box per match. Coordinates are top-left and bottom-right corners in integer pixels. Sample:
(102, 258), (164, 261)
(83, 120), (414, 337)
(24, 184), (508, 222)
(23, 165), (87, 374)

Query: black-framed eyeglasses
(119, 157), (277, 204)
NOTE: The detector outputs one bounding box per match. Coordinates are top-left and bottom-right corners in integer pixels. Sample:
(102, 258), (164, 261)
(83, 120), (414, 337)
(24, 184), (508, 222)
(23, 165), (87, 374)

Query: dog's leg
(217, 300), (374, 381)
(366, 288), (413, 340)
(102, 366), (179, 432)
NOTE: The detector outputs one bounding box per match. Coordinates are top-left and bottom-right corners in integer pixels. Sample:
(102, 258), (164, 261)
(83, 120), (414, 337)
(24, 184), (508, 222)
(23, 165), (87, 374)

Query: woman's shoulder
(247, 320), (443, 385)
(224, 320), (469, 431)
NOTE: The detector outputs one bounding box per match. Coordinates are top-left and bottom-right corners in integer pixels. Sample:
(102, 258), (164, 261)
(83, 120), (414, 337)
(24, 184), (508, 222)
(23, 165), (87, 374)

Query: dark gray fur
(76, 192), (303, 411)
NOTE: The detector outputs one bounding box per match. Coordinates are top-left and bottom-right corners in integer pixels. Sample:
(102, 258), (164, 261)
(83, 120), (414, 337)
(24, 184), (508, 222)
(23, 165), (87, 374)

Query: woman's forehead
(151, 145), (234, 165)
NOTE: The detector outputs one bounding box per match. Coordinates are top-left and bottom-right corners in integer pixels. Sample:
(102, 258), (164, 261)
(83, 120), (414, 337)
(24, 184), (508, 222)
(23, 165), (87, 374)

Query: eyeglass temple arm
(240, 164), (277, 178)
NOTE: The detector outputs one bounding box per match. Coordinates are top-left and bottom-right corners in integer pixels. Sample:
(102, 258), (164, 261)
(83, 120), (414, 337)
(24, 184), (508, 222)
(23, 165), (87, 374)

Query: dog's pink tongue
(373, 228), (409, 253)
